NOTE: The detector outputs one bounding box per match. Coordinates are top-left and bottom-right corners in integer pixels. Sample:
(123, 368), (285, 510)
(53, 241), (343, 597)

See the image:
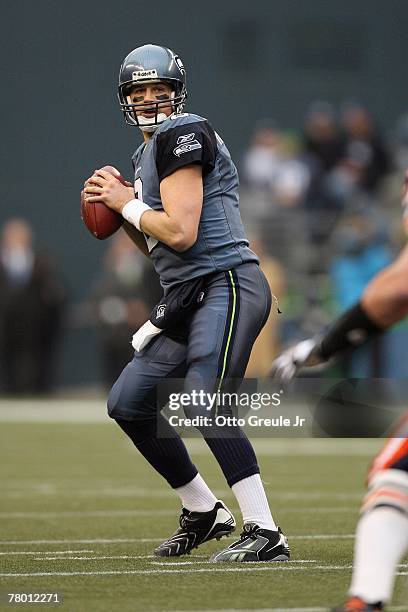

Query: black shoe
(331, 597), (384, 612)
(154, 500), (236, 557)
(210, 523), (290, 562)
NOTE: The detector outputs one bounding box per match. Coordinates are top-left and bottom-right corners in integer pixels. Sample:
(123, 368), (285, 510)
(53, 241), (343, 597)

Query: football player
(83, 44), (289, 562)
(271, 187), (408, 609)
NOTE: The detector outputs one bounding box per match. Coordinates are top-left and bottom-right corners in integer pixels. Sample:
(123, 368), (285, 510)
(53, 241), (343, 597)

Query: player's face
(128, 82), (174, 119)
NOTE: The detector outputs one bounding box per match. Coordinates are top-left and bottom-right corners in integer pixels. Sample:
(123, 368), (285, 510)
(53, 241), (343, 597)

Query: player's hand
(269, 338), (326, 381)
(84, 169), (134, 213)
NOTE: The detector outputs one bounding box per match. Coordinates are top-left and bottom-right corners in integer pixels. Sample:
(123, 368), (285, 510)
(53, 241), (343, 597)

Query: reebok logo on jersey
(177, 133), (196, 144)
(173, 133), (202, 157)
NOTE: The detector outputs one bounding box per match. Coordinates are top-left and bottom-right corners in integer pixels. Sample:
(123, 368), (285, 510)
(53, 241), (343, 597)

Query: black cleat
(331, 597), (384, 612)
(210, 522), (290, 562)
(154, 500), (236, 557)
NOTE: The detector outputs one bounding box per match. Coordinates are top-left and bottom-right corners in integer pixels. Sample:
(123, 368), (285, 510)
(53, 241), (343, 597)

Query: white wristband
(122, 199), (152, 231)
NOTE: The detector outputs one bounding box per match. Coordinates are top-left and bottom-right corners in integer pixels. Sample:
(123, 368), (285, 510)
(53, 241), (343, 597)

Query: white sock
(174, 473), (218, 512)
(349, 507), (408, 604)
(231, 474), (277, 530)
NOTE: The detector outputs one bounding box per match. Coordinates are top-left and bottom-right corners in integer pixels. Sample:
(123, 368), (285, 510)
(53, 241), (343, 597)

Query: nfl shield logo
(156, 304), (166, 319)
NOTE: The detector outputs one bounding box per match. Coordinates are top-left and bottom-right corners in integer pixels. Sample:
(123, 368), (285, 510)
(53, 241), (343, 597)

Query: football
(81, 166), (126, 240)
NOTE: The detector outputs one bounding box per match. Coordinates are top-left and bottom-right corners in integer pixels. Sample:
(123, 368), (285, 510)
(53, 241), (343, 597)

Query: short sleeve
(155, 120), (217, 181)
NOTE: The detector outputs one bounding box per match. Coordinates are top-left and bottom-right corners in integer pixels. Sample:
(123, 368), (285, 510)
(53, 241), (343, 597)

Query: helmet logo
(174, 55), (185, 75)
(132, 69), (158, 81)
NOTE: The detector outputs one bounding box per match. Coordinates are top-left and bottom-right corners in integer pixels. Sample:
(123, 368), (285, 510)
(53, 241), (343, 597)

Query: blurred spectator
(0, 219), (65, 394)
(245, 236), (286, 377)
(243, 119), (282, 193)
(301, 101), (346, 250)
(329, 202), (393, 378)
(340, 101), (391, 193)
(302, 101), (391, 265)
(309, 154), (367, 250)
(240, 104), (397, 380)
(271, 132), (310, 208)
(241, 125), (310, 273)
(330, 202), (393, 310)
(90, 231), (161, 387)
(303, 100), (345, 173)
(243, 122), (310, 207)
(241, 120), (284, 233)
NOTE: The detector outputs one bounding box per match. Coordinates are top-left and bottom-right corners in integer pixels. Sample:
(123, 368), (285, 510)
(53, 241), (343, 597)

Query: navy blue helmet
(118, 44), (187, 130)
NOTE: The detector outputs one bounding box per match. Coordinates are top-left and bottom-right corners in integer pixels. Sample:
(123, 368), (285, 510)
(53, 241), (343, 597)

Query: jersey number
(134, 177), (158, 252)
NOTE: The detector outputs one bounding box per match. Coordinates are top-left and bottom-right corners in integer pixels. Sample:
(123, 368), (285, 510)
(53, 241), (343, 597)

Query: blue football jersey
(131, 113), (258, 288)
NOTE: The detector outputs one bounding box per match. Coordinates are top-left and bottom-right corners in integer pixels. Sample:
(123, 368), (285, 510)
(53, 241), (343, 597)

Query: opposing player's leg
(333, 417), (408, 611)
(185, 263), (290, 561)
(107, 333), (235, 556)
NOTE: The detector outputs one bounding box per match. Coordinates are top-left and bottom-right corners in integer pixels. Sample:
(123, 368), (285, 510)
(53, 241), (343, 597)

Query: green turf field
(0, 400), (407, 611)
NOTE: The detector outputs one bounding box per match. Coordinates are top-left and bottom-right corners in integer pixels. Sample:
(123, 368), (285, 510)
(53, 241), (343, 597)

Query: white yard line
(34, 554), (209, 561)
(0, 535), (356, 545)
(31, 558), (318, 565)
(34, 555), (155, 561)
(0, 487), (363, 501)
(0, 565), (355, 578)
(169, 608), (408, 612)
(0, 510), (172, 519)
(0, 550), (93, 556)
(170, 608), (408, 612)
(0, 538), (162, 545)
(0, 508), (356, 519)
(150, 560), (318, 567)
(292, 534), (354, 540)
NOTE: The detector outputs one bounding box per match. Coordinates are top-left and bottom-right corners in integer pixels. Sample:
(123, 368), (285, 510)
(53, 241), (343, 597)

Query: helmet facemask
(118, 80), (187, 132)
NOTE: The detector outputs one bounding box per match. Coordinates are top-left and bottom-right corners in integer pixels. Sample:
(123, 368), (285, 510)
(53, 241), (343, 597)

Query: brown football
(81, 166), (126, 240)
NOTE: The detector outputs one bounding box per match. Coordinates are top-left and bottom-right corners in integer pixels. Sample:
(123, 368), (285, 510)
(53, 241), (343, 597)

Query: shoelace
(238, 524), (258, 540)
(179, 508), (193, 530)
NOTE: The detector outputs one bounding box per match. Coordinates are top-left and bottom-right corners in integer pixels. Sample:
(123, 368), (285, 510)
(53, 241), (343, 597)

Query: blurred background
(2, 0), (408, 393)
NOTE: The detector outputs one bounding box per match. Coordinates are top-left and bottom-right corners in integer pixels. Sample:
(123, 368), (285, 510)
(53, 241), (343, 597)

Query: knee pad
(107, 382), (135, 420)
(361, 468), (408, 516)
(107, 378), (155, 421)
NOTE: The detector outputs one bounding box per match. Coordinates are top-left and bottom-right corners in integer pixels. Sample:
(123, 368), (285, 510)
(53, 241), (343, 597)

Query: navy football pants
(107, 262), (272, 487)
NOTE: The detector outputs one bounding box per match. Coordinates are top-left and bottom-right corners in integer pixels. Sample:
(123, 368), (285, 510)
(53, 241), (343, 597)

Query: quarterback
(84, 44), (289, 562)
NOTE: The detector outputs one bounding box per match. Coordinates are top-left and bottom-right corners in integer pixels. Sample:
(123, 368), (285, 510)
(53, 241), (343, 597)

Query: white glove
(269, 338), (325, 380)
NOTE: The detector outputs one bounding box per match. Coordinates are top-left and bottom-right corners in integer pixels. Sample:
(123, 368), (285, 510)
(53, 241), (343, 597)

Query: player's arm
(271, 243), (408, 380)
(131, 121), (215, 251)
(84, 122), (216, 252)
(137, 165), (202, 252)
(362, 243), (408, 326)
(88, 165), (203, 252)
(83, 168), (201, 252)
